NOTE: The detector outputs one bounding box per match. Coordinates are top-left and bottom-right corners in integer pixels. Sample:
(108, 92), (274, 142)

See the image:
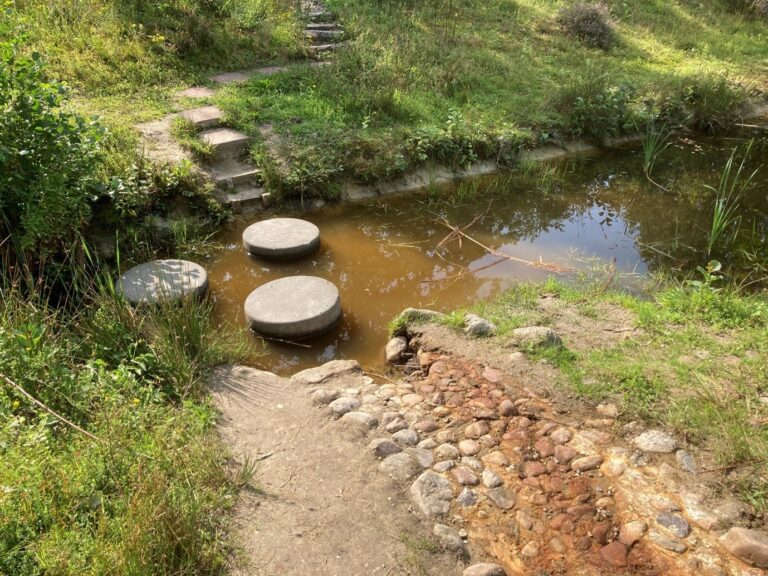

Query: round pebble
(244, 276), (341, 339)
(118, 259), (208, 304)
(242, 218), (320, 260)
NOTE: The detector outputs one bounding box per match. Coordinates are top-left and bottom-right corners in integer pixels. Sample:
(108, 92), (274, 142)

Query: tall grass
(706, 141), (759, 257)
(641, 121), (671, 190)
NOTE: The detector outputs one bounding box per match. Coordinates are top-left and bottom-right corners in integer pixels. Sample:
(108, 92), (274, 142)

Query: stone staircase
(181, 107), (266, 213)
(156, 6), (346, 214)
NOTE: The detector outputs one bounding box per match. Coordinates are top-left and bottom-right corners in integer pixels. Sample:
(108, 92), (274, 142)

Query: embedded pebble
(650, 531), (687, 553)
(520, 540), (540, 558)
(452, 467), (479, 486)
(461, 457), (483, 471)
(458, 439), (480, 456)
(487, 487), (515, 510)
(410, 447), (435, 468)
(600, 541), (628, 567)
(419, 438), (438, 449)
(457, 487), (478, 506)
(676, 450), (697, 473)
(516, 510), (534, 530)
(385, 336), (408, 363)
(369, 438), (402, 458)
(464, 314), (496, 337)
(463, 564), (507, 576)
(483, 451), (510, 467)
(464, 420), (491, 439)
(571, 455), (603, 472)
(656, 513), (691, 538)
(498, 399), (517, 417)
(619, 520), (647, 546)
(721, 527), (768, 568)
(550, 428), (573, 444)
(597, 402), (619, 418)
(393, 429), (420, 446)
(634, 430), (677, 453)
(434, 460), (454, 472)
(549, 536), (567, 554)
(433, 523), (468, 555)
(410, 471), (453, 517)
(311, 388), (339, 405)
(436, 443), (461, 460)
(380, 452), (420, 482)
(482, 469), (503, 488)
(340, 411), (378, 429)
(329, 397), (360, 416)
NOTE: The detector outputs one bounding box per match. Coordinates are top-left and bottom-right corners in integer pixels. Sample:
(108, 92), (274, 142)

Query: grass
(0, 260), (257, 575)
(212, 0), (767, 198)
(451, 276), (768, 507)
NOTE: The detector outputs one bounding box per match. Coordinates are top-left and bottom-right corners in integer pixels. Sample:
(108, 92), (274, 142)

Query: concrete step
(181, 105), (224, 130)
(309, 42), (345, 55)
(208, 159), (261, 190)
(305, 29), (344, 41)
(216, 185), (266, 213)
(305, 22), (342, 30)
(178, 86), (216, 99)
(200, 128), (250, 160)
(308, 10), (334, 22)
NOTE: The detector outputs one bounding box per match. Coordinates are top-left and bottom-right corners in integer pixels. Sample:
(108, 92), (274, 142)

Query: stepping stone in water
(244, 276), (342, 340)
(118, 259), (208, 304)
(242, 218), (320, 260)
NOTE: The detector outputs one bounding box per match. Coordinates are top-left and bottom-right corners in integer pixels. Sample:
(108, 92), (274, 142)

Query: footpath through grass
(460, 275), (768, 509)
(215, 0), (767, 198)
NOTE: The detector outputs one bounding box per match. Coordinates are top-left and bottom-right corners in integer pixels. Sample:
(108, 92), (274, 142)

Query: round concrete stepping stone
(244, 276), (341, 339)
(118, 259), (208, 304)
(242, 218), (320, 260)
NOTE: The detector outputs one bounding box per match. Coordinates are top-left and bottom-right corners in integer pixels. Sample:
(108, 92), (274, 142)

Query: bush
(0, 31), (104, 257)
(557, 2), (615, 50)
(554, 67), (636, 141)
(680, 74), (748, 132)
(722, 0), (768, 18)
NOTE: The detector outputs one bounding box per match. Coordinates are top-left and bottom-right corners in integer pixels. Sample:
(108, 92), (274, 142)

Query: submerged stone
(242, 217), (320, 260)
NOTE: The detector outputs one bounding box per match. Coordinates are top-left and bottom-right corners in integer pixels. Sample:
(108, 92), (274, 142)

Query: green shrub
(555, 67), (636, 141)
(557, 2), (615, 50)
(0, 31), (104, 256)
(679, 74), (748, 132)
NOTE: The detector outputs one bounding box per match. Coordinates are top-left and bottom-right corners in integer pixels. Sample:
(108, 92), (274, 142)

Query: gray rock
(650, 531), (687, 553)
(380, 452), (420, 482)
(310, 388), (339, 405)
(410, 471), (454, 517)
(118, 259), (209, 304)
(511, 326), (561, 348)
(385, 417), (408, 433)
(410, 447), (435, 468)
(676, 450), (697, 473)
(393, 429), (420, 446)
(463, 564), (507, 576)
(482, 469), (503, 488)
(291, 359), (361, 385)
(242, 217), (320, 259)
(461, 457), (483, 471)
(329, 396), (360, 416)
(458, 439), (480, 456)
(369, 438), (402, 458)
(464, 420), (490, 439)
(244, 276), (341, 340)
(340, 411), (378, 429)
(713, 499), (746, 528)
(487, 487), (516, 510)
(433, 523), (468, 556)
(633, 430), (677, 453)
(434, 460), (454, 472)
(457, 487), (478, 507)
(385, 336), (408, 363)
(721, 527), (768, 568)
(418, 438), (438, 449)
(464, 314), (496, 337)
(656, 513), (691, 538)
(436, 443), (461, 460)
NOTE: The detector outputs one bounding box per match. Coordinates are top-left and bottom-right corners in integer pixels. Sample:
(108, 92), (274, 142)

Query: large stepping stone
(242, 218), (320, 260)
(244, 276), (341, 340)
(200, 128), (250, 160)
(181, 105), (223, 129)
(118, 259), (208, 304)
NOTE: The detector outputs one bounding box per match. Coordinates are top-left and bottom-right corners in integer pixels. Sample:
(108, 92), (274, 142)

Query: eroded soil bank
(212, 292), (767, 575)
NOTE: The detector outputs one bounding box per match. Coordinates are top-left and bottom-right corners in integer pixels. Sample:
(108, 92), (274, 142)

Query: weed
(680, 74), (749, 133)
(641, 122), (672, 190)
(557, 2), (616, 50)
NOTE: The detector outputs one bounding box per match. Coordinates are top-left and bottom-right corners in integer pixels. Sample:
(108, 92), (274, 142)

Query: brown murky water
(207, 134), (768, 374)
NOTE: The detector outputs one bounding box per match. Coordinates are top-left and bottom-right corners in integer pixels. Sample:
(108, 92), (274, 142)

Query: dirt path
(211, 362), (463, 576)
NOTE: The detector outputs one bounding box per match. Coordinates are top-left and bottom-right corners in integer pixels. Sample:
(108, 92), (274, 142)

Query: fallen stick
(1, 372), (102, 443)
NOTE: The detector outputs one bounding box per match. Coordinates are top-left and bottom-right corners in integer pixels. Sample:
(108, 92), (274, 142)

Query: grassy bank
(453, 275), (768, 507)
(0, 277), (254, 575)
(215, 0), (768, 199)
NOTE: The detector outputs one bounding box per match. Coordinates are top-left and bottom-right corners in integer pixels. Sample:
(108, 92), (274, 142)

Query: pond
(206, 132), (768, 374)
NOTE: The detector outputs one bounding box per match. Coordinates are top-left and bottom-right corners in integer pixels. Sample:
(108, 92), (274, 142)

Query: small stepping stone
(118, 259), (208, 304)
(200, 128), (250, 160)
(242, 218), (320, 259)
(244, 276), (341, 340)
(308, 10), (334, 22)
(310, 43), (345, 54)
(210, 70), (253, 84)
(181, 105), (224, 130)
(178, 86), (215, 99)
